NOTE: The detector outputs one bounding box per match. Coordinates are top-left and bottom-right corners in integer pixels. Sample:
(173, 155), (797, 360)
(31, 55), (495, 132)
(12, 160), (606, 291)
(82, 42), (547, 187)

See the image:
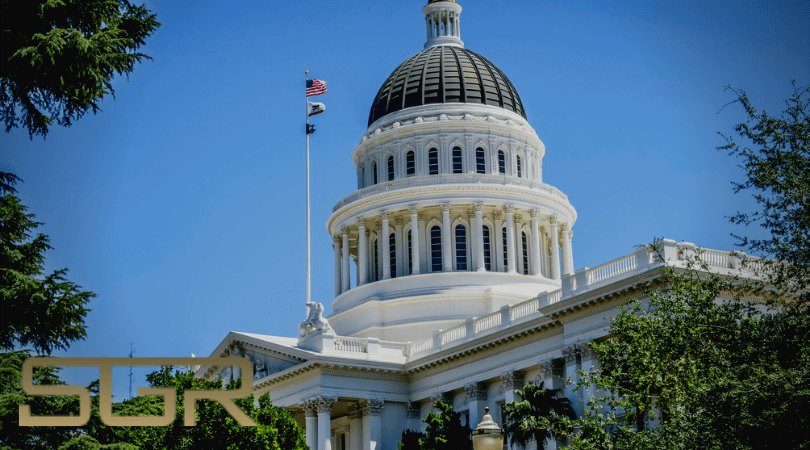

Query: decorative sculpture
(299, 301), (332, 337)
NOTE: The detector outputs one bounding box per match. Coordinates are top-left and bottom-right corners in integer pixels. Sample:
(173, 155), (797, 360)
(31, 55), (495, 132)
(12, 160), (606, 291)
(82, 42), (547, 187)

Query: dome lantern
(422, 0), (463, 49)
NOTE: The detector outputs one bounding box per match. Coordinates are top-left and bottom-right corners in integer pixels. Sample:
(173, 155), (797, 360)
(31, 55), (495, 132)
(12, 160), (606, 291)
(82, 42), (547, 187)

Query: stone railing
(319, 239), (770, 361)
(333, 174), (567, 212)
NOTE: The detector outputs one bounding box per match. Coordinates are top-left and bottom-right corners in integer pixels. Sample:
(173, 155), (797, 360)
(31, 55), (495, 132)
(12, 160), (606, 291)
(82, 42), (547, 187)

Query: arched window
(372, 161), (378, 185)
(516, 155), (522, 178)
(428, 148), (439, 175)
(455, 224), (467, 270)
(389, 233), (397, 278)
(387, 156), (394, 181)
(452, 146), (463, 173)
(498, 150), (506, 174)
(372, 239), (379, 281)
(476, 147), (486, 174)
(430, 226), (442, 272)
(522, 231), (529, 275)
(406, 151), (415, 176)
(407, 229), (413, 274)
(502, 227), (509, 271)
(483, 225), (492, 271)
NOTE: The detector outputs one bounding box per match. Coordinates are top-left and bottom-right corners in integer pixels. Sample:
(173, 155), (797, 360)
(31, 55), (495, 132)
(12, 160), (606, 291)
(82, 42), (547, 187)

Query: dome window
(372, 161), (378, 185)
(387, 156), (395, 181)
(483, 225), (492, 271)
(516, 155), (522, 178)
(522, 231), (529, 275)
(452, 146), (463, 173)
(407, 229), (413, 274)
(428, 148), (439, 175)
(476, 147), (486, 174)
(430, 226), (442, 272)
(389, 233), (397, 278)
(502, 227), (508, 271)
(455, 224), (467, 270)
(406, 151), (416, 177)
(498, 150), (506, 174)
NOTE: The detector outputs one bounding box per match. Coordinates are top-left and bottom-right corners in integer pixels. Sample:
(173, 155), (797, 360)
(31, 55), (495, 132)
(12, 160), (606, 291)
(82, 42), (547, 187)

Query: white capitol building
(201, 1), (758, 449)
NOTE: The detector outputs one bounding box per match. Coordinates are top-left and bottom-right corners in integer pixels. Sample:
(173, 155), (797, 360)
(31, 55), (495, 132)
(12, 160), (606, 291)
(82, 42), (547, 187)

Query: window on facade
(522, 231), (529, 275)
(389, 233), (397, 279)
(430, 226), (442, 272)
(516, 155), (522, 178)
(372, 161), (378, 185)
(483, 225), (492, 271)
(387, 156), (394, 181)
(406, 151), (415, 176)
(476, 147), (486, 174)
(407, 229), (413, 274)
(428, 148), (439, 175)
(498, 150), (506, 174)
(372, 239), (379, 282)
(455, 224), (467, 270)
(452, 146), (463, 173)
(502, 227), (508, 271)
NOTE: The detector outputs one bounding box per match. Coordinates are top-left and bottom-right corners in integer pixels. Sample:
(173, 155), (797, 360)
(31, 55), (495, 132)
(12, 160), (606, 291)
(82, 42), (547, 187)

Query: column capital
(409, 205), (419, 215)
(473, 201), (484, 211)
(380, 210), (389, 220)
(406, 401), (421, 419)
(341, 225), (349, 235)
(549, 214), (559, 225)
(529, 208), (539, 218)
(499, 371), (524, 391)
(347, 402), (363, 420)
(441, 202), (451, 212)
(538, 359), (554, 374)
(493, 210), (503, 220)
(464, 382), (488, 401)
(316, 396), (338, 413)
(362, 399), (384, 416)
(562, 343), (584, 364)
(300, 398), (319, 417)
(357, 217), (366, 227)
(504, 204), (515, 214)
(333, 235), (342, 244)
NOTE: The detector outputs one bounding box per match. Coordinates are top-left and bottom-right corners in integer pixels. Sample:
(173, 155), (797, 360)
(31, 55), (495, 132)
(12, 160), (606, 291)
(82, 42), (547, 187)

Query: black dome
(368, 46), (526, 126)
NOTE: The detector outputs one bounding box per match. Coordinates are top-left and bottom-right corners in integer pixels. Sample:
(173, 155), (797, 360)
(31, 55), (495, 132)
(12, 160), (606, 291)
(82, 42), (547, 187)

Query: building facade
(201, 2), (760, 449)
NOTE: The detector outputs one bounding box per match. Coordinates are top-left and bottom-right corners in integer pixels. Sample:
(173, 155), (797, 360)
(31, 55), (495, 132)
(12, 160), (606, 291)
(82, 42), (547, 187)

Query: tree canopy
(1, 176), (94, 355)
(1, 0), (160, 137)
(502, 382), (575, 450)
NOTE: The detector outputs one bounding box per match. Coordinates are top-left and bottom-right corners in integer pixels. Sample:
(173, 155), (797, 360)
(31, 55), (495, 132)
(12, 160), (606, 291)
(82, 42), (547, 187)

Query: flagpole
(305, 70), (311, 314)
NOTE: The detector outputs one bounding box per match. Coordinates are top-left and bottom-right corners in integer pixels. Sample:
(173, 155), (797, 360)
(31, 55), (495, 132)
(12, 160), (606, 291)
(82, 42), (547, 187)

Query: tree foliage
(397, 398), (471, 450)
(0, 355), (308, 450)
(719, 82), (810, 295)
(1, 177), (94, 355)
(1, 0), (160, 137)
(502, 382), (575, 450)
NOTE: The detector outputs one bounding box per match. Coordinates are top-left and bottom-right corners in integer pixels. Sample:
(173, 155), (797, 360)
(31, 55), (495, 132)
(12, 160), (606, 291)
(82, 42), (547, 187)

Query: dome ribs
(368, 47), (526, 126)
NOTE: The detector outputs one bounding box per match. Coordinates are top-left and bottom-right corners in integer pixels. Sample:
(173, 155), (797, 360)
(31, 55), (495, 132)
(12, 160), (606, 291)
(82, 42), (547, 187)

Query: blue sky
(2, 0), (808, 399)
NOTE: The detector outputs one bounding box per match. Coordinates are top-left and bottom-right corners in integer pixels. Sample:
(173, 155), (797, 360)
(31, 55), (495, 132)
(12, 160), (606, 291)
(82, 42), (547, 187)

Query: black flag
(306, 124), (315, 134)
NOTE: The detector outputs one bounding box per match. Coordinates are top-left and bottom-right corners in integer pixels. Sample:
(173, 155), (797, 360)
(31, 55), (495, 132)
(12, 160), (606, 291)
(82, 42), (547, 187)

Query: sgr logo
(19, 357), (256, 427)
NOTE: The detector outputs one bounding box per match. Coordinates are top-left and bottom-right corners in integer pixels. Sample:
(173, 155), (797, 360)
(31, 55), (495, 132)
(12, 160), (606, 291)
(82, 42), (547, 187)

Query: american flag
(306, 79), (328, 97)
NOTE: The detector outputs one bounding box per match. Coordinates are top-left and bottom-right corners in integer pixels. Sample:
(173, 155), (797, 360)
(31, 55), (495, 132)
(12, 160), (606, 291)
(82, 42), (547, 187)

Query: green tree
(1, 0), (160, 137)
(1, 176), (94, 355)
(397, 428), (425, 450)
(420, 398), (471, 450)
(719, 82), (810, 296)
(502, 382), (575, 450)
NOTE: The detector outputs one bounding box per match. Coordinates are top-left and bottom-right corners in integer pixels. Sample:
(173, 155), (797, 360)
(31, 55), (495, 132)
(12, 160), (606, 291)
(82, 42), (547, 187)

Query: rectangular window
(431, 226), (442, 272)
(407, 151), (416, 176)
(502, 227), (508, 271)
(389, 233), (397, 278)
(387, 157), (395, 181)
(483, 225), (492, 271)
(476, 148), (486, 174)
(452, 147), (463, 173)
(407, 230), (412, 274)
(522, 232), (529, 275)
(429, 149), (439, 175)
(455, 225), (467, 270)
(517, 156), (522, 178)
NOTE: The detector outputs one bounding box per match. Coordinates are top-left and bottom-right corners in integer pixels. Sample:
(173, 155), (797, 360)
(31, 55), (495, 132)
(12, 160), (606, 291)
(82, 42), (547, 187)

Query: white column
(409, 206), (421, 275)
(494, 211), (504, 272)
(539, 227), (549, 278)
(474, 202), (485, 271)
(550, 217), (561, 280)
(564, 230), (575, 275)
(358, 219), (367, 286)
(504, 205), (517, 273)
(349, 404), (363, 450)
(317, 397), (337, 450)
(380, 211), (391, 280)
(302, 400), (318, 450)
(465, 383), (487, 429)
(333, 236), (341, 298)
(441, 203), (452, 272)
(395, 217), (404, 277)
(530, 209), (542, 276)
(362, 400), (384, 450)
(341, 227), (350, 292)
(514, 214), (523, 274)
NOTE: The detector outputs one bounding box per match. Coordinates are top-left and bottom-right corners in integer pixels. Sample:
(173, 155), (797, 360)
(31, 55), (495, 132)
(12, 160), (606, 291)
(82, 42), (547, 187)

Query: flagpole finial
(305, 70), (309, 75)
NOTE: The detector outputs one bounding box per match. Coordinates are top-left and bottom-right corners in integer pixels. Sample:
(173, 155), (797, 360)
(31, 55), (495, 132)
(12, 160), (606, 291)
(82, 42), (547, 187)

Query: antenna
(128, 342), (135, 400)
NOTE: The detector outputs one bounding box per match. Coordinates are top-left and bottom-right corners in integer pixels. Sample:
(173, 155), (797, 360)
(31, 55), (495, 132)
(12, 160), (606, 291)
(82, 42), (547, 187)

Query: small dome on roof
(368, 46), (526, 127)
